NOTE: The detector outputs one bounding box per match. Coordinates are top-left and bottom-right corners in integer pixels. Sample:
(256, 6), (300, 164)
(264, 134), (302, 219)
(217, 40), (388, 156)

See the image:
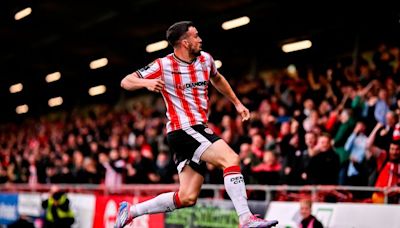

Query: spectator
(81, 157), (102, 184)
(332, 109), (355, 164)
(341, 121), (368, 186)
(305, 133), (340, 185)
(27, 154), (38, 186)
(251, 150), (281, 185)
(8, 153), (29, 183)
(125, 147), (158, 183)
(248, 133), (265, 166)
(154, 150), (177, 183)
(303, 110), (319, 133)
(282, 133), (303, 185)
(374, 88), (390, 125)
(374, 111), (397, 151)
(100, 149), (125, 190)
(71, 150), (86, 183)
(299, 198), (324, 228)
(42, 185), (75, 228)
(278, 121), (293, 158)
(370, 139), (400, 203)
(286, 132), (317, 185)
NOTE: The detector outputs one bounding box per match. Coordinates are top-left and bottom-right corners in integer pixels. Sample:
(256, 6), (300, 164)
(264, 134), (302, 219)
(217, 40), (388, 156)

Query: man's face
(251, 134), (264, 149)
(305, 132), (317, 148)
(317, 135), (331, 152)
(300, 202), (311, 218)
(386, 112), (396, 127)
(389, 143), (400, 161)
(184, 26), (202, 57)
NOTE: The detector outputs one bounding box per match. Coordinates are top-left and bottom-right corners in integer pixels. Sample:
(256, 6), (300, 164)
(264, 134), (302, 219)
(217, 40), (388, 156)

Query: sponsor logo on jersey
(176, 81), (208, 90)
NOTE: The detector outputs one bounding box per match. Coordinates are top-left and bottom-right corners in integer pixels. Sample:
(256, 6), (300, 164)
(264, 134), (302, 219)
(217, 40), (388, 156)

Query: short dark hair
(320, 132), (332, 139)
(166, 21), (194, 47)
(390, 139), (400, 146)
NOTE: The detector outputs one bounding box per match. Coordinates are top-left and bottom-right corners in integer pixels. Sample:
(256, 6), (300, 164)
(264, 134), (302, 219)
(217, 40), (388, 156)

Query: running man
(116, 21), (278, 228)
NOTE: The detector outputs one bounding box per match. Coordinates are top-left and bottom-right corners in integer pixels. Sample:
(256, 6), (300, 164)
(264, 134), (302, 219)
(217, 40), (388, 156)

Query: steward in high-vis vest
(42, 189), (74, 228)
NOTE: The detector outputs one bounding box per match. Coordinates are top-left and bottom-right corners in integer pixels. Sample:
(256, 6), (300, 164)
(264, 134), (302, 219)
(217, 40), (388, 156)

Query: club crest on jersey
(176, 81), (208, 90)
(204, 128), (213, 135)
(139, 61), (155, 73)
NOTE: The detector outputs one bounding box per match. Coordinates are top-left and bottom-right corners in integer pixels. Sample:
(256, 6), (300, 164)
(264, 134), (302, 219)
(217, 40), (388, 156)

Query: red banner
(93, 195), (164, 228)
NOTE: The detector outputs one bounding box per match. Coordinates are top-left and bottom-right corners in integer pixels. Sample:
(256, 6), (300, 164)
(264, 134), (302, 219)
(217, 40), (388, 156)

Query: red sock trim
(223, 165), (241, 177)
(174, 191), (182, 209)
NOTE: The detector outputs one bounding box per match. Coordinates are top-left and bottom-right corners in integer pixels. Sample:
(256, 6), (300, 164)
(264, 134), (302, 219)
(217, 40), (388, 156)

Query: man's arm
(57, 198), (70, 212)
(210, 72), (249, 121)
(366, 122), (384, 159)
(121, 72), (164, 92)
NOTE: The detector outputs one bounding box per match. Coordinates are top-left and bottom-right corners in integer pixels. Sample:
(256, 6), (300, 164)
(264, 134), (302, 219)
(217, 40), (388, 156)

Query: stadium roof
(0, 0), (399, 120)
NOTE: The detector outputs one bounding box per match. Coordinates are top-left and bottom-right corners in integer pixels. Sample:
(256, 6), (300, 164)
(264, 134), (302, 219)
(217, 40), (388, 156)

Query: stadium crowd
(0, 43), (399, 202)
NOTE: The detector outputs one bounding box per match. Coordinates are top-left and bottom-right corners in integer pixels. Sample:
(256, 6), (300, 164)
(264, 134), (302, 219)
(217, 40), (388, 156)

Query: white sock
(130, 192), (177, 218)
(223, 166), (252, 224)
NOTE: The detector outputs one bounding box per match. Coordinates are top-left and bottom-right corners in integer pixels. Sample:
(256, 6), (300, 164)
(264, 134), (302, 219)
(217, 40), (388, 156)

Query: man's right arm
(121, 72), (164, 92)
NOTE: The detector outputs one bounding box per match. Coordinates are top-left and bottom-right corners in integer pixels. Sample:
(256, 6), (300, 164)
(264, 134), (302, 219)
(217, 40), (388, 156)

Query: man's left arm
(210, 72), (250, 121)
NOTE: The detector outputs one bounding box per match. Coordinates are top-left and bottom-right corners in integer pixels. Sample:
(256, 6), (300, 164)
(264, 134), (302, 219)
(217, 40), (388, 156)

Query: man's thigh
(200, 139), (238, 169)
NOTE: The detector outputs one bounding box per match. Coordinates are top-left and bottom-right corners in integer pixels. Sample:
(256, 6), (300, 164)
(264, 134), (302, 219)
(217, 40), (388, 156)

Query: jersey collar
(172, 53), (197, 64)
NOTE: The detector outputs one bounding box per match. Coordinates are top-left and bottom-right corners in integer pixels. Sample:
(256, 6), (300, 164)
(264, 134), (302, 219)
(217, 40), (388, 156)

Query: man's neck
(174, 49), (195, 64)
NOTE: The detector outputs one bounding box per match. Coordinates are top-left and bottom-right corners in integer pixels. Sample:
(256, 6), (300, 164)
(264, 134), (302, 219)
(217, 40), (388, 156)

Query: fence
(1, 184), (399, 204)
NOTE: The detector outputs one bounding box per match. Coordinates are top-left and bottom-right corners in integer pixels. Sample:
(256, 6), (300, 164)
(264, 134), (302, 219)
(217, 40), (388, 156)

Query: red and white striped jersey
(136, 51), (217, 132)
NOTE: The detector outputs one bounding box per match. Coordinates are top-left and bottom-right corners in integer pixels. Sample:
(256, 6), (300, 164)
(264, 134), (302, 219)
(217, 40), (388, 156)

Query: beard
(189, 44), (202, 57)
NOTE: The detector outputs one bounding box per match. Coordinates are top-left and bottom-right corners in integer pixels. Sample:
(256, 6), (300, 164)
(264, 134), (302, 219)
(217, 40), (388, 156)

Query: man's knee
(220, 152), (240, 169)
(178, 192), (198, 207)
(230, 153), (241, 166)
(220, 143), (241, 167)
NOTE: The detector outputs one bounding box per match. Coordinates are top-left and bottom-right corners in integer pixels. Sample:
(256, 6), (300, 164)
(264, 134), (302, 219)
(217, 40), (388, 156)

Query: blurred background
(1, 1), (400, 228)
(1, 0), (400, 120)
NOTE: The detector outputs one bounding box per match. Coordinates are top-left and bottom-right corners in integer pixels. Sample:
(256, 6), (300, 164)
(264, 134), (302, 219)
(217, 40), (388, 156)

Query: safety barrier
(0, 184), (399, 227)
(0, 184), (399, 204)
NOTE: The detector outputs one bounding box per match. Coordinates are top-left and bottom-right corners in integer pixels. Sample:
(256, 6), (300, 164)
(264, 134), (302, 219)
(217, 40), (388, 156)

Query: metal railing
(0, 183), (398, 204)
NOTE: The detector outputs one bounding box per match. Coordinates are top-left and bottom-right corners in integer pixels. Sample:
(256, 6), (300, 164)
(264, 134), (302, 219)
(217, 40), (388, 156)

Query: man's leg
(131, 165), (204, 216)
(201, 139), (278, 227)
(115, 165), (204, 228)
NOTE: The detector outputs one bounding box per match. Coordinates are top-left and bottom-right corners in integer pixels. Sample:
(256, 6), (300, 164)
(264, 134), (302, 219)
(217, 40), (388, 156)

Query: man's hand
(145, 79), (164, 93)
(127, 165), (137, 176)
(235, 103), (250, 121)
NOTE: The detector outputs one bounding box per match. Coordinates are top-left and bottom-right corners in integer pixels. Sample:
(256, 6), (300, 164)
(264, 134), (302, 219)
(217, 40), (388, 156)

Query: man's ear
(182, 39), (189, 48)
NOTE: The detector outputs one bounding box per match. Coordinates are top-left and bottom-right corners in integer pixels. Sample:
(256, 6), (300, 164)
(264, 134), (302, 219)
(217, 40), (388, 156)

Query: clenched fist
(145, 78), (165, 93)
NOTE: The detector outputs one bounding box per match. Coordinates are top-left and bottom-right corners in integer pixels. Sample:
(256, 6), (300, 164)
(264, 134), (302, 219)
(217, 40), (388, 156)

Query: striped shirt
(137, 51), (218, 132)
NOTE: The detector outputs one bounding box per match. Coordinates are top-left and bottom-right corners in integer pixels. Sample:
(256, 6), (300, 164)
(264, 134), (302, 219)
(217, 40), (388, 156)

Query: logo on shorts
(204, 128), (213, 134)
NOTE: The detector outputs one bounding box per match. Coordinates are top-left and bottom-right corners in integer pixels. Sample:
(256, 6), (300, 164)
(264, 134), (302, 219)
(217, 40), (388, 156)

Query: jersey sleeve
(208, 54), (218, 77)
(136, 59), (162, 79)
